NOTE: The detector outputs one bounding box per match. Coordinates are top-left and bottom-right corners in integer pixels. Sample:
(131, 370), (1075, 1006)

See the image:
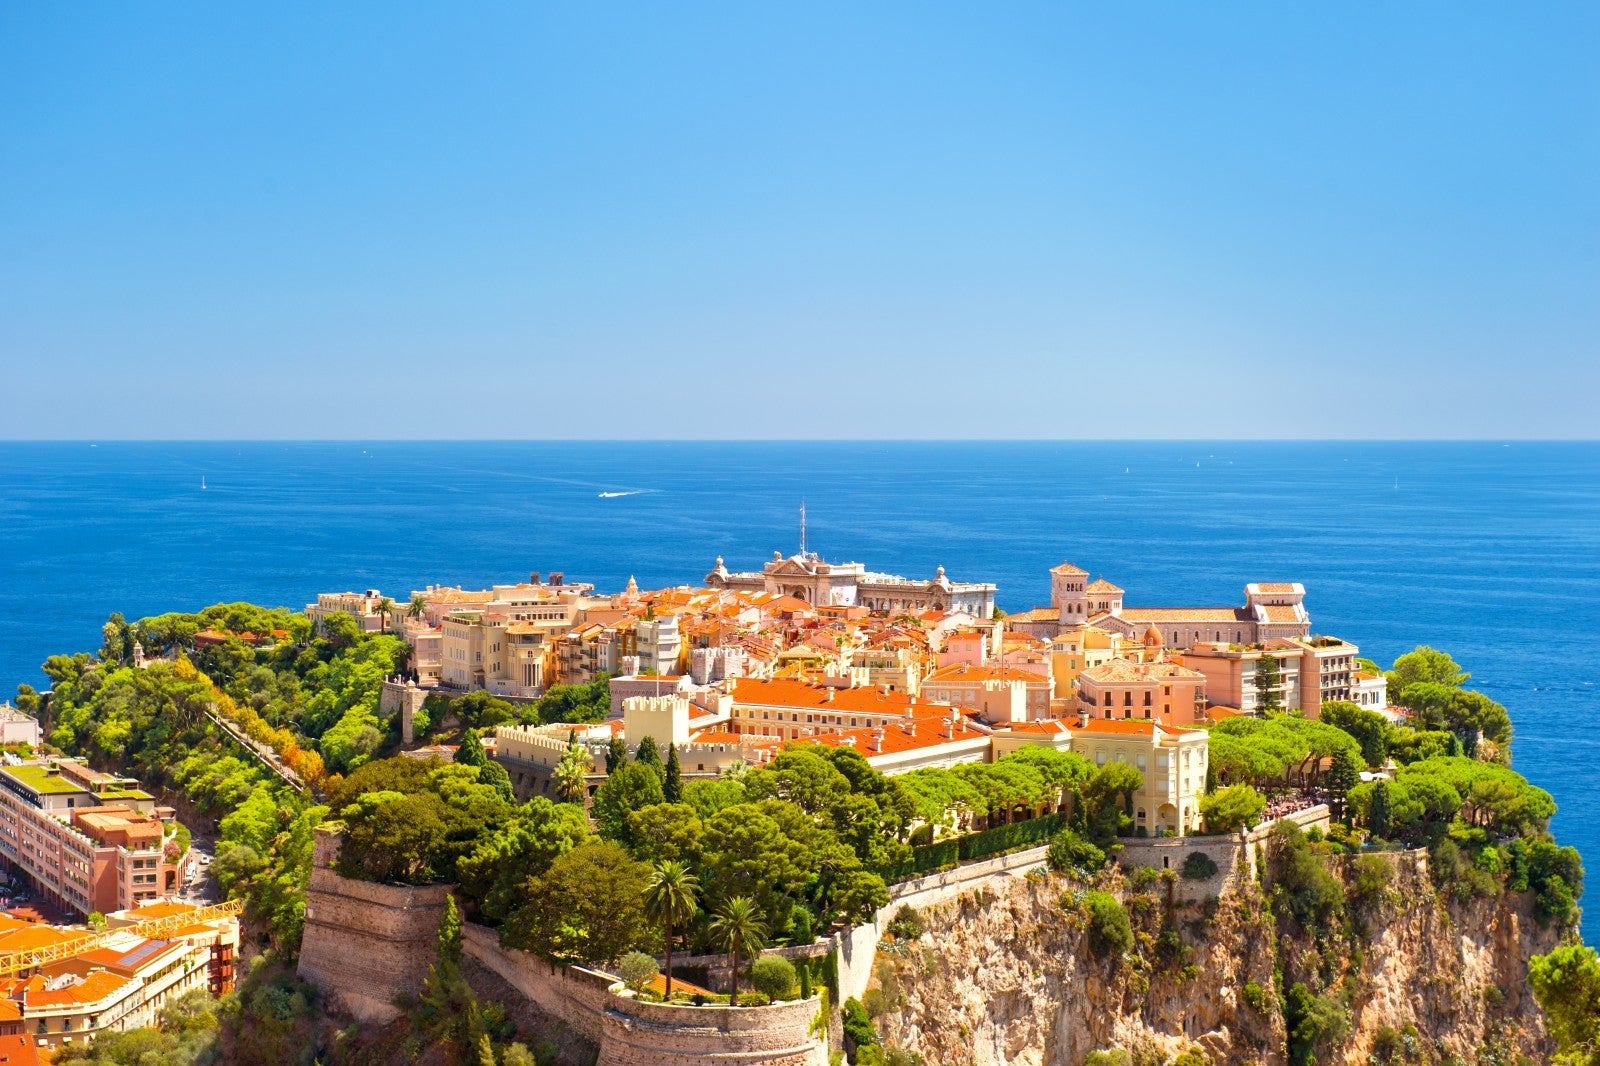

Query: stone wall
(1114, 835), (1247, 903)
(297, 827), (451, 1023)
(462, 923), (829, 1065)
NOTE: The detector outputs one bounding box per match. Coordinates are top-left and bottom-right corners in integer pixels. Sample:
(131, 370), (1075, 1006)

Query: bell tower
(1051, 562), (1089, 625)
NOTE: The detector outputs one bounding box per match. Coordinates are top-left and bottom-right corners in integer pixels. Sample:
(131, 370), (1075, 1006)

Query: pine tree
(1326, 749), (1362, 825)
(664, 744), (683, 803)
(606, 736), (628, 773)
(453, 727), (515, 802)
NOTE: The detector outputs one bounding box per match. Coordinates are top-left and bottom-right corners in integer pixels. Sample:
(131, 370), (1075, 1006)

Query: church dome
(1143, 625), (1165, 648)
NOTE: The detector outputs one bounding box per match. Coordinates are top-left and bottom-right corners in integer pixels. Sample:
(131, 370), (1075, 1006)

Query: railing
(0, 898), (243, 978)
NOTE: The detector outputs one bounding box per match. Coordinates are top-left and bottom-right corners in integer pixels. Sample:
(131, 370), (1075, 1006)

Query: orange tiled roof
(1118, 608), (1248, 624)
(994, 720), (1072, 735)
(1079, 658), (1202, 684)
(729, 678), (945, 716)
(803, 714), (990, 758)
(122, 901), (198, 920)
(17, 968), (130, 1008)
(1086, 578), (1123, 593)
(924, 663), (1050, 685)
(1069, 718), (1161, 738)
(1253, 582), (1298, 594)
(1006, 607), (1060, 623)
(1050, 562), (1088, 576)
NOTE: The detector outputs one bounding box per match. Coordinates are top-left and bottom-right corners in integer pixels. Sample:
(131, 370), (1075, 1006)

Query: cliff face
(871, 854), (1558, 1065)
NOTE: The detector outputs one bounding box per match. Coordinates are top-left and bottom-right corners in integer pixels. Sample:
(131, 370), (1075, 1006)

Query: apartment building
(0, 762), (182, 917)
(0, 902), (238, 1054)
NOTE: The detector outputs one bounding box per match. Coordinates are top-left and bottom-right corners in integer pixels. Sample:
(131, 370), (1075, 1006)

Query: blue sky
(2, 4), (1596, 439)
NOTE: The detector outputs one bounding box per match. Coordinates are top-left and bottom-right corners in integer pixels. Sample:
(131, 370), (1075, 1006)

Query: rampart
(297, 826), (451, 1022)
(462, 924), (829, 1065)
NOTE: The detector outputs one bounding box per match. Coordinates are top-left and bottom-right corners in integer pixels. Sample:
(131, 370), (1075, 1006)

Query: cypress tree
(1369, 780), (1393, 841)
(635, 735), (663, 774)
(606, 736), (628, 773)
(664, 743), (683, 803)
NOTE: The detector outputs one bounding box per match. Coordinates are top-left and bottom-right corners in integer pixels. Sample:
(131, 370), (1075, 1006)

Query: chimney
(903, 720), (916, 736)
(530, 572), (541, 585)
(1078, 710), (1090, 729)
(941, 719), (953, 739)
(550, 572), (564, 586)
(868, 728), (884, 752)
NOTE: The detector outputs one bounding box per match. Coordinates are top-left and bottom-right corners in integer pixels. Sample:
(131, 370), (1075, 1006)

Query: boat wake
(598, 490), (642, 498)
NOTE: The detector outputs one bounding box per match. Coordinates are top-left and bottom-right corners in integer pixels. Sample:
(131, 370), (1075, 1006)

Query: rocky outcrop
(870, 851), (1558, 1065)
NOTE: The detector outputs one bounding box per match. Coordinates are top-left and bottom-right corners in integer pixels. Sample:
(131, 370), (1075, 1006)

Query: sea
(2, 441), (1597, 939)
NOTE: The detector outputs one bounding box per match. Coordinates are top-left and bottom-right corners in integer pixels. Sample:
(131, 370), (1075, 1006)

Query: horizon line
(3, 438), (1598, 445)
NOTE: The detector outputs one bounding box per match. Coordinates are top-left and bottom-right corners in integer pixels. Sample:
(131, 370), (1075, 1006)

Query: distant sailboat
(201, 475), (207, 491)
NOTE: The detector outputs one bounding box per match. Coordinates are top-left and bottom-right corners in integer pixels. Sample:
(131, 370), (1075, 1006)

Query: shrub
(1130, 865), (1161, 889)
(1172, 1050), (1209, 1066)
(1350, 854), (1394, 907)
(1241, 979), (1270, 1013)
(1046, 828), (1106, 878)
(886, 905), (925, 941)
(1083, 1052), (1132, 1066)
(842, 996), (878, 1055)
(1083, 891), (1133, 959)
(1182, 852), (1219, 880)
(750, 955), (797, 1002)
(617, 951), (659, 993)
(862, 987), (888, 1018)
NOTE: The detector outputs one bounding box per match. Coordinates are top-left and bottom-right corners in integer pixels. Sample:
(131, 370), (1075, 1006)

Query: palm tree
(375, 597), (395, 633)
(643, 861), (699, 999)
(408, 594), (427, 620)
(554, 741), (590, 805)
(708, 896), (766, 1004)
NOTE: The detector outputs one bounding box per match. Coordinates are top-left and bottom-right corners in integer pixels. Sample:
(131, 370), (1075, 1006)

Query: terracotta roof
(1252, 582), (1298, 594)
(803, 714), (990, 758)
(1261, 605), (1302, 623)
(1079, 658), (1203, 683)
(1050, 562), (1088, 576)
(1118, 608), (1248, 624)
(1005, 607), (1060, 623)
(18, 968), (131, 1008)
(994, 720), (1072, 735)
(1068, 718), (1161, 738)
(924, 663), (1050, 685)
(0, 1031), (40, 1063)
(1086, 578), (1123, 593)
(122, 901), (197, 920)
(730, 678), (945, 716)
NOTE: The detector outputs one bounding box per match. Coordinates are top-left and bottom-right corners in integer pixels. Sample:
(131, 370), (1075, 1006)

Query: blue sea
(2, 441), (1597, 936)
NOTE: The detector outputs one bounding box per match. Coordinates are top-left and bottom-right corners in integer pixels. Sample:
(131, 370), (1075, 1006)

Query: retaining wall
(462, 923), (830, 1065)
(297, 828), (450, 1023)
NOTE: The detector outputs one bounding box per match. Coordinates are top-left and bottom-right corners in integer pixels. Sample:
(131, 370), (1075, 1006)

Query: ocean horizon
(3, 439), (1596, 938)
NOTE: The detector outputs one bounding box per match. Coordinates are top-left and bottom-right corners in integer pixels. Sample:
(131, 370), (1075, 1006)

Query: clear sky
(2, 4), (1596, 439)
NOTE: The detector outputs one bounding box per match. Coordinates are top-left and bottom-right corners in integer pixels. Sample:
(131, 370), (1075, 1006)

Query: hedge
(883, 813), (1067, 883)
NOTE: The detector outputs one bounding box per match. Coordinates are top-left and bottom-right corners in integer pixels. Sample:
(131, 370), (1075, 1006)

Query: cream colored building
(1060, 716), (1209, 837)
(922, 663), (1053, 721)
(707, 552), (996, 617)
(1179, 639), (1307, 714)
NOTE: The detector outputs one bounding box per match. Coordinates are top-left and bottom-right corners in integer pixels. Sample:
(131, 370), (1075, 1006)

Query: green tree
(453, 728), (515, 802)
(643, 860), (699, 999)
(635, 735), (662, 773)
(1386, 646), (1468, 700)
(593, 762), (665, 846)
(1319, 701), (1389, 767)
(1368, 780), (1393, 840)
(606, 736), (628, 773)
(1254, 653), (1282, 713)
(455, 797), (590, 923)
(1530, 943), (1600, 1065)
(503, 842), (654, 965)
(750, 955), (797, 1002)
(664, 743), (683, 803)
(416, 895), (485, 1053)
(708, 895), (767, 1003)
(1199, 784), (1265, 834)
(553, 739), (591, 805)
(618, 950), (660, 993)
(1326, 749), (1362, 824)
(1083, 891), (1133, 959)
(1046, 828), (1106, 878)
(375, 597), (395, 633)
(627, 803), (704, 865)
(407, 594), (427, 620)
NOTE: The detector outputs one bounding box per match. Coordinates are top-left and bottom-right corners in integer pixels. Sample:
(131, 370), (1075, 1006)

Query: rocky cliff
(868, 849), (1559, 1065)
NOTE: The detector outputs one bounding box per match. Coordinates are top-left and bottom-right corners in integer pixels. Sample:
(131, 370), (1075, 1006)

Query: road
(179, 838), (221, 905)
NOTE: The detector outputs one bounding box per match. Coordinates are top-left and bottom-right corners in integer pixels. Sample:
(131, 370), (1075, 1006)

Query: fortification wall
(297, 828), (450, 1023)
(462, 923), (828, 1065)
(1113, 835), (1247, 903)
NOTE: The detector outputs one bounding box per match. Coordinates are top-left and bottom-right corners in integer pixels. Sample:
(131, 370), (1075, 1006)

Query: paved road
(179, 839), (220, 905)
